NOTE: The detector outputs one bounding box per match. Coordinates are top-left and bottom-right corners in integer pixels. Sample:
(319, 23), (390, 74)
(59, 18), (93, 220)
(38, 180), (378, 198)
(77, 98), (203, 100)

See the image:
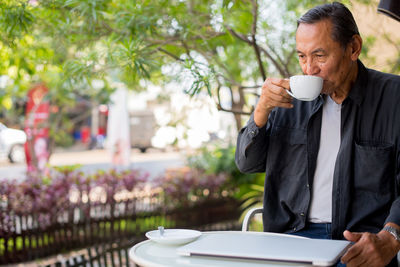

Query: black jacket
(235, 60), (400, 240)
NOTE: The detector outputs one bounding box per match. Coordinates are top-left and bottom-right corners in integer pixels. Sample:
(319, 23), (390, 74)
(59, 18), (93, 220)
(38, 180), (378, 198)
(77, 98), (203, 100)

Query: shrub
(151, 167), (233, 208)
(186, 142), (264, 196)
(187, 142), (260, 186)
(0, 167), (150, 235)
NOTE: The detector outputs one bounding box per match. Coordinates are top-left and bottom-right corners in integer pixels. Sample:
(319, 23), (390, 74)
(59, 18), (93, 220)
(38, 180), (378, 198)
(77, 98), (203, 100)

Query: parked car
(0, 123), (26, 163)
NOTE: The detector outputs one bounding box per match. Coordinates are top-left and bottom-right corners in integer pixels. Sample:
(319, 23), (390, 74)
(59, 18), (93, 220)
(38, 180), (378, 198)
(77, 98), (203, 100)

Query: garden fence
(0, 197), (240, 264)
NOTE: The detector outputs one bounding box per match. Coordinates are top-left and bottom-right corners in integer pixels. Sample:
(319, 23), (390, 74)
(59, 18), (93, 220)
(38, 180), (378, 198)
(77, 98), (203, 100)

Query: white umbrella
(107, 87), (131, 166)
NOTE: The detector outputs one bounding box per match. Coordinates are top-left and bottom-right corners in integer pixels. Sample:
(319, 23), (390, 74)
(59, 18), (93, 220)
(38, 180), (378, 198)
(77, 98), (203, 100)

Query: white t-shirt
(308, 96), (341, 223)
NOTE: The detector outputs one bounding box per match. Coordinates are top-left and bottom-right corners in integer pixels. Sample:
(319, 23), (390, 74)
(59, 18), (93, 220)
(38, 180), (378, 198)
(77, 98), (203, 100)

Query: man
(235, 2), (400, 267)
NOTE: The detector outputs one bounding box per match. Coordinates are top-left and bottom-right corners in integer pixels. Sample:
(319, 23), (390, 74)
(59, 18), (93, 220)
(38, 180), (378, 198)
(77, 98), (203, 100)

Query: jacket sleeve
(385, 198), (400, 226)
(384, 97), (400, 227)
(235, 112), (272, 174)
(384, 145), (400, 226)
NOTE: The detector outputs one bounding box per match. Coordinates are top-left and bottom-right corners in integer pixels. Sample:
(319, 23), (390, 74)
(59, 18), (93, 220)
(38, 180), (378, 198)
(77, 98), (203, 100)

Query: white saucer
(145, 229), (202, 245)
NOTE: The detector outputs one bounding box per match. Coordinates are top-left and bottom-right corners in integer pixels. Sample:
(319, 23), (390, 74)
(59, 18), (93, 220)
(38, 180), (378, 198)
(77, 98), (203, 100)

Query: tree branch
(195, 47), (241, 87)
(250, 0), (266, 80)
(216, 104), (252, 115)
(145, 31), (226, 46)
(215, 88), (253, 115)
(157, 48), (184, 61)
(226, 24), (287, 77)
(225, 25), (252, 44)
(258, 46), (287, 77)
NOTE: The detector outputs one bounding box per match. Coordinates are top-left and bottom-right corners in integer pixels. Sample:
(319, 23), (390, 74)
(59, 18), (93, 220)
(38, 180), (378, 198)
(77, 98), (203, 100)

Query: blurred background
(0, 0), (399, 266)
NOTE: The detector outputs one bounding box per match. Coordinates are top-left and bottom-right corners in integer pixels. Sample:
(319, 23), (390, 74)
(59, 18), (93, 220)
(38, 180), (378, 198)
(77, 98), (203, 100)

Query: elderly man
(235, 2), (400, 266)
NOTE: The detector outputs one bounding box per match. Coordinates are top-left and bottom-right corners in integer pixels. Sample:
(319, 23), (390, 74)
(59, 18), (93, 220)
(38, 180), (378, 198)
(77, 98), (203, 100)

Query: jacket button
(300, 212), (305, 216)
(306, 184), (310, 188)
(293, 227), (297, 231)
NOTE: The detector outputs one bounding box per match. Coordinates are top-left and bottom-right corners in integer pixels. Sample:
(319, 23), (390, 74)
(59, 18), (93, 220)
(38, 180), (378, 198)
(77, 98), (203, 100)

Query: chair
(241, 207), (263, 232)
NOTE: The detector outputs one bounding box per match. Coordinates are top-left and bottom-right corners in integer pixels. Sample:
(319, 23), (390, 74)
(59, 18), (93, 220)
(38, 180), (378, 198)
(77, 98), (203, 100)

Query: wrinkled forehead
(296, 19), (334, 41)
(296, 20), (340, 52)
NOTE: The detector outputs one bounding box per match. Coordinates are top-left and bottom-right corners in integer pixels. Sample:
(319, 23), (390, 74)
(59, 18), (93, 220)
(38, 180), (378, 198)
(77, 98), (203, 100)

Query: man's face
(295, 19), (355, 95)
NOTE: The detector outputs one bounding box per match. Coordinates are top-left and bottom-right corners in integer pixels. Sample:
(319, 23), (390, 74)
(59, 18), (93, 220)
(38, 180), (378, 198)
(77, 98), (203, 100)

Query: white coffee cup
(287, 75), (323, 101)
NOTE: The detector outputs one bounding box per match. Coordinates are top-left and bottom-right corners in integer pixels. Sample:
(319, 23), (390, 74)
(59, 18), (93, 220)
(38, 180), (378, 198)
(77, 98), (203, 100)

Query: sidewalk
(0, 147), (185, 180)
(49, 147), (182, 165)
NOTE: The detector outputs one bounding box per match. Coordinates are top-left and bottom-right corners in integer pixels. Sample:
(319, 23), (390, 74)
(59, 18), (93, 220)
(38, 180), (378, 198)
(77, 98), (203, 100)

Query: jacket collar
(345, 60), (368, 106)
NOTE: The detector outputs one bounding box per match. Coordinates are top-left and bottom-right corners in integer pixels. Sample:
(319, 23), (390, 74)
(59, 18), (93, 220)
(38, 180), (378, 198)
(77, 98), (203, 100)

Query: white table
(129, 231), (314, 267)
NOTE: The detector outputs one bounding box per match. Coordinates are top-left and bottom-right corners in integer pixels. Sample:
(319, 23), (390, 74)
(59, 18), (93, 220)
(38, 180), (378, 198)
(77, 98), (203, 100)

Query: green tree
(0, 0), (325, 131)
(0, 0), (390, 157)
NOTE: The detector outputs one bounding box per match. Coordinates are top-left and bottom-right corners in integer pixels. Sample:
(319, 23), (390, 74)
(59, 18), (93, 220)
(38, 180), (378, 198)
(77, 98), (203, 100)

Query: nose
(303, 58), (320, 76)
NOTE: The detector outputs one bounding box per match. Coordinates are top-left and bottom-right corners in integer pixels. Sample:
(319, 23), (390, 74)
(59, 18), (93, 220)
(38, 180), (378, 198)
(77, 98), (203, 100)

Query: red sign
(24, 84), (50, 172)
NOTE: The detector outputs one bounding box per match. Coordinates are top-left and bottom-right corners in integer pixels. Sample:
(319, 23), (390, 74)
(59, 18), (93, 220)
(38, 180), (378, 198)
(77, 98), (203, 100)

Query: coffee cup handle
(285, 89), (295, 98)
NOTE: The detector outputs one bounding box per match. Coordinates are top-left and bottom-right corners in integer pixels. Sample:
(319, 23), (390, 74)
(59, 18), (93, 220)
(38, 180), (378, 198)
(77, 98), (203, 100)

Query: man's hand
(341, 229), (400, 267)
(254, 78), (293, 127)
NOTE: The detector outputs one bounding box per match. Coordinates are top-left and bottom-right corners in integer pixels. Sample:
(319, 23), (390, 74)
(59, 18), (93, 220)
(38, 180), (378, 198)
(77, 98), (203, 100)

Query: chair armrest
(242, 207), (263, 232)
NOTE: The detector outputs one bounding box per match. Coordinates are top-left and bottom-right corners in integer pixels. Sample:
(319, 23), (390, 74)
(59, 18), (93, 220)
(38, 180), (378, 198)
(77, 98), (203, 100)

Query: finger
(344, 230), (363, 242)
(357, 258), (369, 267)
(270, 77), (290, 89)
(341, 244), (363, 265)
(263, 78), (290, 94)
(267, 89), (293, 103)
(341, 230), (363, 263)
(266, 99), (293, 109)
(270, 87), (293, 102)
(262, 78), (284, 91)
(345, 253), (368, 267)
(261, 82), (293, 105)
(341, 231), (368, 265)
(260, 78), (293, 109)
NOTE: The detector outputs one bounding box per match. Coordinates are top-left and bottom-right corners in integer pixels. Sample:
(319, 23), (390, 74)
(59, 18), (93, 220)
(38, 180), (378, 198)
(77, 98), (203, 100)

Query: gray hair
(297, 2), (360, 48)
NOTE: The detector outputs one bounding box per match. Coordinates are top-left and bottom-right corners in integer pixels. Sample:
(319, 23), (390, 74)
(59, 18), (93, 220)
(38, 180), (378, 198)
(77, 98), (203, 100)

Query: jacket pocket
(353, 141), (394, 193)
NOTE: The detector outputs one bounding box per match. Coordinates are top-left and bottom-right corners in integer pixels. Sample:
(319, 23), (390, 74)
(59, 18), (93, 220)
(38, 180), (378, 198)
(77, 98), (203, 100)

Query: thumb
(343, 230), (362, 242)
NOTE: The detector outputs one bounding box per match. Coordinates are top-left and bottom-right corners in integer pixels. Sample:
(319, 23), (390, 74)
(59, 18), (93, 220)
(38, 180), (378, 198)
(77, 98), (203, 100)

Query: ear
(349, 35), (362, 61)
